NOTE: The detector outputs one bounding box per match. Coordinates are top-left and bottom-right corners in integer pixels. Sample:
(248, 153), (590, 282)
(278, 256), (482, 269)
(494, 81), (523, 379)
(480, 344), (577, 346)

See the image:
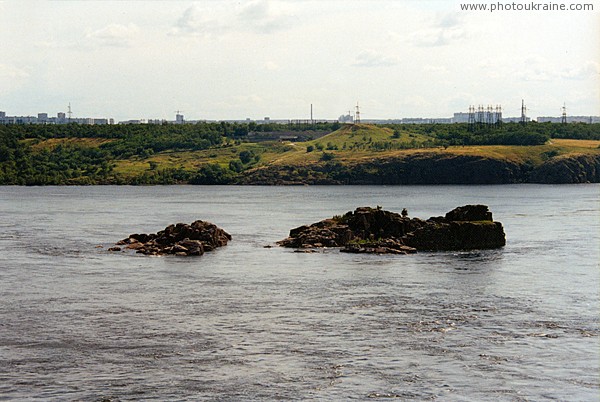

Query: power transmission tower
(355, 102), (361, 124)
(495, 105), (502, 127)
(477, 105), (484, 129)
(561, 103), (567, 124)
(468, 105), (475, 131)
(520, 99), (527, 125)
(67, 103), (73, 122)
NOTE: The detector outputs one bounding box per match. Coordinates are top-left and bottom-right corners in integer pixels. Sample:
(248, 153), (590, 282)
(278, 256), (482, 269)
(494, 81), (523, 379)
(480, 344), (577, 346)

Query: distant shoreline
(1, 122), (598, 185)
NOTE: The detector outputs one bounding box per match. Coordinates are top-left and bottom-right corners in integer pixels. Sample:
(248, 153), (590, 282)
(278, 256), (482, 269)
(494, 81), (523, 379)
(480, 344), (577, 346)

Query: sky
(0, 0), (598, 121)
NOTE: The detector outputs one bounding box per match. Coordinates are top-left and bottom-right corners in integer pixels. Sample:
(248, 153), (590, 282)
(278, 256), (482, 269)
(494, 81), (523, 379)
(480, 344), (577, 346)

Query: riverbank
(1, 123), (599, 184)
(238, 149), (600, 184)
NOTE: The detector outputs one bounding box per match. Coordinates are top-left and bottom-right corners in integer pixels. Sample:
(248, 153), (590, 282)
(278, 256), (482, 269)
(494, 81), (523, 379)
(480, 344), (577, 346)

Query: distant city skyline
(2, 104), (598, 125)
(1, 1), (598, 121)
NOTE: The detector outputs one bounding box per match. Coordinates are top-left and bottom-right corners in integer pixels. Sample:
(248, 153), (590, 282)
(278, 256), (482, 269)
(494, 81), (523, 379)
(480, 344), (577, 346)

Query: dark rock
(444, 205), (493, 222)
(116, 220), (230, 257)
(129, 233), (154, 243)
(107, 246), (121, 252)
(403, 220), (505, 251)
(529, 154), (600, 184)
(279, 205), (505, 254)
(125, 241), (145, 250)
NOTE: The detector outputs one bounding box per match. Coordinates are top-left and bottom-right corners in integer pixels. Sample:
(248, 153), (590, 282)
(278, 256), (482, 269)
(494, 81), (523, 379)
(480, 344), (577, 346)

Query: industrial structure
(1, 100), (598, 126)
(0, 110), (113, 125)
(466, 105), (503, 131)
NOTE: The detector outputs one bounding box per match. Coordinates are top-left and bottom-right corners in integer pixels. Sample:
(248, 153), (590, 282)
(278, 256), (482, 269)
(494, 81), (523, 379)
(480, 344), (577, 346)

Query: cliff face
(241, 152), (600, 185)
(342, 154), (524, 184)
(529, 154), (600, 184)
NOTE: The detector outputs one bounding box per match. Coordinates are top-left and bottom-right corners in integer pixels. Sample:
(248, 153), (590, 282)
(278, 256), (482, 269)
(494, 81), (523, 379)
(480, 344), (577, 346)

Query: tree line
(384, 122), (600, 146)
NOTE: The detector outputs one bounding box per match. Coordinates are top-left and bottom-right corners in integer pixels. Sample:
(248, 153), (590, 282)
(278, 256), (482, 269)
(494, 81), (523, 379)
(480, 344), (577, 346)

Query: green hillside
(0, 122), (599, 184)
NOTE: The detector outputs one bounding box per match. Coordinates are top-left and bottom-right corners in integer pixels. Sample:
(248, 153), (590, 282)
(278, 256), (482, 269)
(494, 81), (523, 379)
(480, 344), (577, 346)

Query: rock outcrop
(399, 204), (506, 251)
(529, 154), (600, 184)
(278, 205), (505, 254)
(239, 152), (600, 185)
(114, 220), (231, 256)
(239, 154), (526, 185)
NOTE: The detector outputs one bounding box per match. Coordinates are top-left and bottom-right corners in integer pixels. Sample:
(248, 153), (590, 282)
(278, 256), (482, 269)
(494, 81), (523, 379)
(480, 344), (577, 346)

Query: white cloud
(85, 23), (140, 48)
(170, 5), (228, 37)
(515, 56), (555, 82)
(238, 0), (295, 33)
(411, 26), (467, 47)
(520, 70), (553, 82)
(170, 0), (296, 37)
(561, 61), (600, 80)
(352, 50), (400, 67)
(411, 11), (468, 47)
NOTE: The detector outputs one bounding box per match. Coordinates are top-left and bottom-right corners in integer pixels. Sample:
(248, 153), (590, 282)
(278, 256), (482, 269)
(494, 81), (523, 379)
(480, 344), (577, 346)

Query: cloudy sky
(1, 0), (598, 121)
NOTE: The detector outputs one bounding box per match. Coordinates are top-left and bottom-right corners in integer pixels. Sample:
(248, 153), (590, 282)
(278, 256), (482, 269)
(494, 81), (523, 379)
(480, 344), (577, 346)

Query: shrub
(320, 152), (335, 161)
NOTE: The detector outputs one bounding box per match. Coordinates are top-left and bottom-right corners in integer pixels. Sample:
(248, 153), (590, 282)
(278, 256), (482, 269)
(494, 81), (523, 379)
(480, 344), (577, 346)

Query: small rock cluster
(278, 205), (505, 254)
(110, 220), (231, 256)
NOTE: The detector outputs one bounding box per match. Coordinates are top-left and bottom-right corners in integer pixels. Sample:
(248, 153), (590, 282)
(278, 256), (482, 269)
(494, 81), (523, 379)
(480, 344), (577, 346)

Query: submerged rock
(278, 205), (505, 254)
(114, 220), (231, 256)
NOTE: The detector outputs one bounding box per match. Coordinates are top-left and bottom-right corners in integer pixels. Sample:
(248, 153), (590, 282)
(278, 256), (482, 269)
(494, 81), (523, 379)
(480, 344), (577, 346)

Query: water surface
(0, 185), (598, 400)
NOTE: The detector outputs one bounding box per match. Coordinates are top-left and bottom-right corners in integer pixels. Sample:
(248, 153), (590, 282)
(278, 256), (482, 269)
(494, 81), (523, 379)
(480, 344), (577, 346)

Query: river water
(0, 185), (598, 401)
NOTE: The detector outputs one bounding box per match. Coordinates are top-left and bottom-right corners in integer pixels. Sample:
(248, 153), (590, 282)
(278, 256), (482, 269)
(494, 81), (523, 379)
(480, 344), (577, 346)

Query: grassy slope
(248, 125), (600, 169)
(113, 141), (296, 177)
(27, 137), (114, 151)
(28, 125), (600, 179)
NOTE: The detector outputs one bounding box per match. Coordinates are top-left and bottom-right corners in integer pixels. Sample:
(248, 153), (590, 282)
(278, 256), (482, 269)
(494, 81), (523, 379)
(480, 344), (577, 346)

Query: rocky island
(111, 220), (231, 256)
(278, 205), (505, 254)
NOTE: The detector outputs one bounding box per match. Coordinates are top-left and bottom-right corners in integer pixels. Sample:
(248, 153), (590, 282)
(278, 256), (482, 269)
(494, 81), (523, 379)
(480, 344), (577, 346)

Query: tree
(229, 159), (243, 173)
(239, 150), (254, 164)
(234, 126), (249, 137)
(190, 164), (235, 184)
